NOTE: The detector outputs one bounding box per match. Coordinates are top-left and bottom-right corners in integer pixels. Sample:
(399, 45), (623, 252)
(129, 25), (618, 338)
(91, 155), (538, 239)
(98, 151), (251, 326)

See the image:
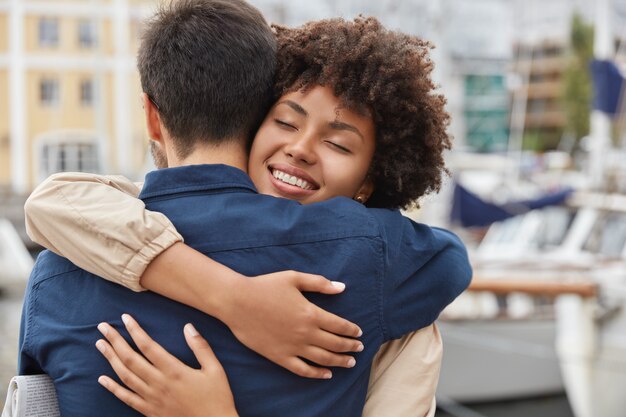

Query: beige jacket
(25, 172), (441, 417)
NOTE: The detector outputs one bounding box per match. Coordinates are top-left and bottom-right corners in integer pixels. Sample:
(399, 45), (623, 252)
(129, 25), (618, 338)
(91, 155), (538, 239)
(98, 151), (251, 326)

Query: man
(19, 1), (471, 416)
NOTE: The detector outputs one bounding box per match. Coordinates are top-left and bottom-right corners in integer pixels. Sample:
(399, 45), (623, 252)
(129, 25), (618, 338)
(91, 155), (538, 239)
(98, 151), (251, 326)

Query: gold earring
(355, 195), (365, 204)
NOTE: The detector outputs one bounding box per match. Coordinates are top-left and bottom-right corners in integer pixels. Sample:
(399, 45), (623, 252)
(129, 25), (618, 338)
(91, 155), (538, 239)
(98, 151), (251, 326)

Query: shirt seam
(193, 232), (381, 254)
(140, 182), (256, 200)
(22, 282), (37, 359)
(23, 267), (78, 358)
(377, 227), (390, 342)
(30, 265), (82, 287)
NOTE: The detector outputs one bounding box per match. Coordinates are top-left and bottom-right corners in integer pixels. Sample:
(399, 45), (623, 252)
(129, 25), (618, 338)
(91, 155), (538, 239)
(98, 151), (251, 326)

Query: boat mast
(588, 0), (612, 190)
(507, 0), (534, 186)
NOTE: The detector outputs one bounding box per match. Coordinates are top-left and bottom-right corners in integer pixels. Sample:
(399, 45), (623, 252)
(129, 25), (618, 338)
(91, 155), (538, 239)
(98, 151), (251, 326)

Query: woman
(26, 16), (456, 417)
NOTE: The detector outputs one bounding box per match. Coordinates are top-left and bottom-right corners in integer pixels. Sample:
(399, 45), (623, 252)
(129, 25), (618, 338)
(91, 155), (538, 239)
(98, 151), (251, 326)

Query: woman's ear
(354, 178), (374, 204)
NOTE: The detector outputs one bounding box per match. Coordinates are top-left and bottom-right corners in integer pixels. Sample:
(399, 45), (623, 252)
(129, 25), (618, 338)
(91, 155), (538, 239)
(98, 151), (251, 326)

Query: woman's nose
(283, 134), (317, 165)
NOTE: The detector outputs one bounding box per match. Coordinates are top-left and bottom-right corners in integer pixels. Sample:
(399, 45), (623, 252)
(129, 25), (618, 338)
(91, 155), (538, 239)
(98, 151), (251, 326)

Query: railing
(468, 277), (598, 298)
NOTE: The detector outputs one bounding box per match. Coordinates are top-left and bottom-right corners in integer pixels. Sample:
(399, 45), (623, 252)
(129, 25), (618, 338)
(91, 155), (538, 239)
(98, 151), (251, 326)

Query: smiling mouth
(270, 168), (318, 191)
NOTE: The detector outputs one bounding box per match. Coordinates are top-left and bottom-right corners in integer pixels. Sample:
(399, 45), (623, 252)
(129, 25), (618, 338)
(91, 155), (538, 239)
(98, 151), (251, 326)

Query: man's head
(138, 0), (277, 166)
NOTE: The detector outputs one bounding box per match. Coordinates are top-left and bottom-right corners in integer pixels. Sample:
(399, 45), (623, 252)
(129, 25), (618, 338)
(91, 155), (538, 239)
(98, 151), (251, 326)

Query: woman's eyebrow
(329, 120), (364, 141)
(277, 100), (308, 116)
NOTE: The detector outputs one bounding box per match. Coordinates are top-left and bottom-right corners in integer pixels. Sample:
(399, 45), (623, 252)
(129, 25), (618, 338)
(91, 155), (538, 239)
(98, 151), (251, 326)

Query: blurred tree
(562, 13), (594, 141)
(522, 130), (542, 151)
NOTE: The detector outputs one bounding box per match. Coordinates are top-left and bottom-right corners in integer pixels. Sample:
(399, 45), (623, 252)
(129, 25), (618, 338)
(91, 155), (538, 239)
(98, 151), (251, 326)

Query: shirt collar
(139, 164), (257, 200)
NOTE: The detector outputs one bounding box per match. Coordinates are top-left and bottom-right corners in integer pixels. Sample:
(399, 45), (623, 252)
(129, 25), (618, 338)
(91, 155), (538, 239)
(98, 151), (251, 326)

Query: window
(40, 141), (100, 177)
(40, 79), (60, 107)
(80, 79), (95, 107)
(583, 213), (626, 258)
(78, 20), (97, 48)
(38, 18), (59, 47)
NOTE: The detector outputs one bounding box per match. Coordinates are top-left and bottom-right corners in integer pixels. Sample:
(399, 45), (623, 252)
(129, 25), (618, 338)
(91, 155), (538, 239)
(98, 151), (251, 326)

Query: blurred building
(508, 0), (617, 150)
(4, 0), (626, 196)
(512, 40), (569, 148)
(0, 0), (157, 194)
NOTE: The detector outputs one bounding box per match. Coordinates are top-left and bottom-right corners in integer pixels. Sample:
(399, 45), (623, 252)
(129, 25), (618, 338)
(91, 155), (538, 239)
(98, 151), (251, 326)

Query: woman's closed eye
(274, 119), (298, 130)
(324, 140), (351, 154)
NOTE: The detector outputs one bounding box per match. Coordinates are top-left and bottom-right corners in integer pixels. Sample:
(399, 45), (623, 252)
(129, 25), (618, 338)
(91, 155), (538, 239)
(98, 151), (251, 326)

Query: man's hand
(219, 271), (364, 379)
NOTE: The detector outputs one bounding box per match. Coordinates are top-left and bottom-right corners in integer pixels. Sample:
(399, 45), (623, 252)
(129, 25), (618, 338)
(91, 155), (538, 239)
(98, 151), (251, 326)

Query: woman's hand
(223, 271), (363, 379)
(96, 314), (239, 417)
(141, 243), (364, 379)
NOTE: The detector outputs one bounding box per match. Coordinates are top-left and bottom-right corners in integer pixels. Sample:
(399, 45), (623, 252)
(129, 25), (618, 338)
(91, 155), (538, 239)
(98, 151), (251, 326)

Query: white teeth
(271, 169), (313, 190)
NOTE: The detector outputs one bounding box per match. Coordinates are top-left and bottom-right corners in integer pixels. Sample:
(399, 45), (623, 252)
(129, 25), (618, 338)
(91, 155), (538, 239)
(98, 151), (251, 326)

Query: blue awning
(450, 183), (574, 227)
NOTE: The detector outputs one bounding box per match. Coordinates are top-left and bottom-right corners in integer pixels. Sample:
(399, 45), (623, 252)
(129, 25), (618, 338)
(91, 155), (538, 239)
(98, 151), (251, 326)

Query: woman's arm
(25, 173), (363, 378)
(25, 172), (179, 291)
(363, 326), (441, 417)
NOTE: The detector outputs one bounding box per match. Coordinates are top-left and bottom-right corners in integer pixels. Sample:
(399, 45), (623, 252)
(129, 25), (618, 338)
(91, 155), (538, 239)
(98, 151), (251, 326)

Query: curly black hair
(273, 16), (451, 209)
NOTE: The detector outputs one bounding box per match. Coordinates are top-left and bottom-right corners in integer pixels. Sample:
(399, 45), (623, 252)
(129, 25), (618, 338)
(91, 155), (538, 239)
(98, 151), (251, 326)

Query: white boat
(436, 191), (626, 417)
(437, 317), (563, 402)
(0, 218), (33, 291)
(552, 194), (626, 417)
(436, 204), (570, 402)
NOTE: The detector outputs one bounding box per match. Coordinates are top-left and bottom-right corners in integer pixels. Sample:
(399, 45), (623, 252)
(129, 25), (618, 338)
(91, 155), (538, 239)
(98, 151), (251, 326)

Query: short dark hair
(273, 17), (452, 210)
(138, 0), (277, 157)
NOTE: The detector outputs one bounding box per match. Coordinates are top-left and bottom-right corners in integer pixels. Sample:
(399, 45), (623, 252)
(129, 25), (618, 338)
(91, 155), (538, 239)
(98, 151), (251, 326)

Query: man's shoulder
(296, 198), (416, 233)
(366, 208), (466, 250)
(29, 250), (82, 287)
(249, 197), (460, 249)
(227, 195), (386, 244)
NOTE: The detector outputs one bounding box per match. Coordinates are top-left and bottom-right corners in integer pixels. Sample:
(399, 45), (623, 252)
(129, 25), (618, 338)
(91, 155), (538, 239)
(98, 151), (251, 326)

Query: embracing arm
(25, 172), (180, 291)
(364, 326), (441, 417)
(25, 173), (363, 377)
(379, 214), (472, 340)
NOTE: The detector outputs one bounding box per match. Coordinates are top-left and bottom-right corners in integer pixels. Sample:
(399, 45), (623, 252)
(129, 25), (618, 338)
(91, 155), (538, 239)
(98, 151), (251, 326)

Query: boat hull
(437, 319), (564, 402)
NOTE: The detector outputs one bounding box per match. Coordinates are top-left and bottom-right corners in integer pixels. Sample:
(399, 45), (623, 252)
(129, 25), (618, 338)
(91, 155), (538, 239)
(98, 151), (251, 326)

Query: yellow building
(0, 0), (158, 193)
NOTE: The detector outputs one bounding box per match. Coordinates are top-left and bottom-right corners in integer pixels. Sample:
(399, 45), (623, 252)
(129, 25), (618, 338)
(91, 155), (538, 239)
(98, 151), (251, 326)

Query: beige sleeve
(24, 172), (183, 291)
(363, 324), (442, 417)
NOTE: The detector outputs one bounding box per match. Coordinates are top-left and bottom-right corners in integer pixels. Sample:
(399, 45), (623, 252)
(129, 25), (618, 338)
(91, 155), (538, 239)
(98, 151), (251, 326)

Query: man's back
(19, 165), (470, 417)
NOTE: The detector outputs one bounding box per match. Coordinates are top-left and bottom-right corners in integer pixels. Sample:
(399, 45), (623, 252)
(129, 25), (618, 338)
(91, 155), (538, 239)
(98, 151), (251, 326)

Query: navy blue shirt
(19, 164), (471, 417)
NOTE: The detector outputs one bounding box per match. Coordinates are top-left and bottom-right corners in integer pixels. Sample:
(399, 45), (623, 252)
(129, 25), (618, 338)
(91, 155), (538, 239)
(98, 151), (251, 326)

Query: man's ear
(141, 93), (164, 148)
(354, 178), (374, 204)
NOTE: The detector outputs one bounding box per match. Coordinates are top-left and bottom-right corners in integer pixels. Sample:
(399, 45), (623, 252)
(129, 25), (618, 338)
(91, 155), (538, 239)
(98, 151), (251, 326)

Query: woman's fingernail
(356, 328), (363, 337)
(98, 376), (109, 387)
(331, 281), (345, 291)
(121, 314), (131, 325)
(356, 343), (364, 352)
(184, 323), (199, 337)
(323, 371), (333, 379)
(95, 340), (106, 353)
(97, 323), (108, 336)
(347, 358), (356, 368)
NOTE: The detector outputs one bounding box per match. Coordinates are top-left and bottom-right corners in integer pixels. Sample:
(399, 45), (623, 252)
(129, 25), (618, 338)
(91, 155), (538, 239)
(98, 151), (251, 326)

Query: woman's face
(248, 85), (376, 205)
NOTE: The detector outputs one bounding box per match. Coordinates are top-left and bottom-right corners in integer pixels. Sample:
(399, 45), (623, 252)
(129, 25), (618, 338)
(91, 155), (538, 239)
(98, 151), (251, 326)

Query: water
(435, 395), (574, 417)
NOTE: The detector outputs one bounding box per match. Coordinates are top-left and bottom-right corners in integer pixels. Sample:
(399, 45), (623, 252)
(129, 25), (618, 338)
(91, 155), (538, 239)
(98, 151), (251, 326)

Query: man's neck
(167, 140), (248, 173)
